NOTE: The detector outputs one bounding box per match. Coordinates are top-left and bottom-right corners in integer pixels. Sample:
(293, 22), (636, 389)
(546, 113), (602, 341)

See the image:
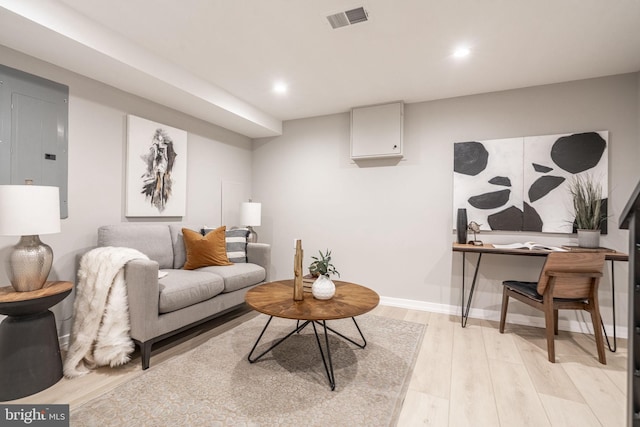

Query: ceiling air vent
(326, 7), (368, 29)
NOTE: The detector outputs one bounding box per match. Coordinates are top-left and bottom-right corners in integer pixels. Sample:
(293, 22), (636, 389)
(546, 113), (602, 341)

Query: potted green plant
(308, 249), (340, 299)
(568, 174), (605, 248)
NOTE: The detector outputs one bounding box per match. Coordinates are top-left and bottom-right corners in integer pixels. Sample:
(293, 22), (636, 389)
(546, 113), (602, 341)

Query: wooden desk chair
(499, 252), (606, 364)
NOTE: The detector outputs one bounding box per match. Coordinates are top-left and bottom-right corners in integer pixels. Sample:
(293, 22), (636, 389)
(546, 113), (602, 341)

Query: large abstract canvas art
(453, 131), (608, 233)
(126, 115), (187, 217)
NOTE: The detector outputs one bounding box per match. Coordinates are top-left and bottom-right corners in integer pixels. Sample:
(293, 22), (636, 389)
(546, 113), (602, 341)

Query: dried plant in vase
(568, 174), (605, 248)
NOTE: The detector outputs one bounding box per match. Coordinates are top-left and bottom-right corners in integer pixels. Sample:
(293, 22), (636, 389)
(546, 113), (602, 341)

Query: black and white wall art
(453, 131), (608, 233)
(126, 115), (187, 217)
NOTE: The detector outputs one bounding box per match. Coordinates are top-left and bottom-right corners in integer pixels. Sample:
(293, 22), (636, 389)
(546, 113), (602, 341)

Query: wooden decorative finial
(293, 239), (304, 301)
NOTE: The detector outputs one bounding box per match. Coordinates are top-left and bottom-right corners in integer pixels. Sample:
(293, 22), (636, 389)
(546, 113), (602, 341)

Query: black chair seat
(503, 280), (541, 301)
(503, 280), (587, 303)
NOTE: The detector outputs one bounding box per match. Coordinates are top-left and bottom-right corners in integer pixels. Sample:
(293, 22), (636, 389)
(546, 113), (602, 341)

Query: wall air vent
(326, 7), (368, 29)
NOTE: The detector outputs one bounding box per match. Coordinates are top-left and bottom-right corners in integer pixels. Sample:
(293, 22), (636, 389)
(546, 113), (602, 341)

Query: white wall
(253, 73), (640, 333)
(0, 46), (253, 336)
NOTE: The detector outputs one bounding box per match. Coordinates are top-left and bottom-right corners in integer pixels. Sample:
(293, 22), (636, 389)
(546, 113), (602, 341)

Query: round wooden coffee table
(245, 280), (379, 390)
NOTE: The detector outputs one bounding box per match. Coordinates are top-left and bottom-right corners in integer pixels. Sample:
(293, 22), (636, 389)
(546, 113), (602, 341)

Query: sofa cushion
(98, 224), (174, 269)
(158, 269), (224, 314)
(204, 227), (249, 263)
(225, 228), (249, 263)
(198, 263), (266, 293)
(182, 227), (232, 270)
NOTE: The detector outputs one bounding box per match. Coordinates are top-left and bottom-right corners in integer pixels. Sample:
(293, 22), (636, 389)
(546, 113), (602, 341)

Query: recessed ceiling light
(273, 82), (288, 94)
(453, 47), (471, 58)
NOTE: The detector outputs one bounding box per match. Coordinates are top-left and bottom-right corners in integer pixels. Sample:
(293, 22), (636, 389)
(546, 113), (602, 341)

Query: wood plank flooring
(389, 307), (627, 427)
(9, 305), (627, 426)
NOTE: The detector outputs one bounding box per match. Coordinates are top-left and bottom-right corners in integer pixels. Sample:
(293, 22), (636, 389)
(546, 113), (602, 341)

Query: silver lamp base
(247, 226), (258, 243)
(8, 235), (53, 292)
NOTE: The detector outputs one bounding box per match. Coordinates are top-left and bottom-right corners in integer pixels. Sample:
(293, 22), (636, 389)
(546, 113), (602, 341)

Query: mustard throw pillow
(182, 227), (232, 270)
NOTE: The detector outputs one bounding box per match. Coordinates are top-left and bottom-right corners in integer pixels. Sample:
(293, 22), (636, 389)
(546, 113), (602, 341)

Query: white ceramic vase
(577, 229), (600, 248)
(312, 275), (335, 300)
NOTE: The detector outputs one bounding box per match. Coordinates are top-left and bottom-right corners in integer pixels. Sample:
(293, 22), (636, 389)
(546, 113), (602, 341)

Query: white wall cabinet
(350, 102), (403, 159)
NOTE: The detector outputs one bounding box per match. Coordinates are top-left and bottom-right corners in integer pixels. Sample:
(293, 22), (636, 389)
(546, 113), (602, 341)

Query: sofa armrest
(247, 243), (271, 282)
(124, 259), (161, 342)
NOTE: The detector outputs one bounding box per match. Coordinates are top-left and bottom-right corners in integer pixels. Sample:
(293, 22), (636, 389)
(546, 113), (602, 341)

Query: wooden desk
(452, 243), (628, 351)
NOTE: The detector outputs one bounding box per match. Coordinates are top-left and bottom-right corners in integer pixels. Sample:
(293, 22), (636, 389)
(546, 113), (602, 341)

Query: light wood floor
(10, 305), (627, 426)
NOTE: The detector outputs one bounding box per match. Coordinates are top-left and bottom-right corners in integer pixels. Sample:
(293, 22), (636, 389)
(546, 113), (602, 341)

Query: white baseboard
(57, 298), (626, 347)
(379, 296), (628, 339)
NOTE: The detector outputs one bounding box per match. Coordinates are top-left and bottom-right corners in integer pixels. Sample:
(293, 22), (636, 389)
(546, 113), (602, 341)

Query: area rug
(71, 313), (425, 426)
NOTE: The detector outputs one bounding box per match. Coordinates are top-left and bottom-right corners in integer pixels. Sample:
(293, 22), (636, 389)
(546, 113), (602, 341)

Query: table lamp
(0, 184), (61, 292)
(240, 201), (261, 243)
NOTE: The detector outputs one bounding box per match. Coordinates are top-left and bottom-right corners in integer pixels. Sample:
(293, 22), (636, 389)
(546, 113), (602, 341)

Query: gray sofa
(97, 224), (270, 369)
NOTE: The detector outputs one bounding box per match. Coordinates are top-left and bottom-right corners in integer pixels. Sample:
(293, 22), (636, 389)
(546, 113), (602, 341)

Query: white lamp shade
(0, 185), (61, 236)
(240, 202), (261, 226)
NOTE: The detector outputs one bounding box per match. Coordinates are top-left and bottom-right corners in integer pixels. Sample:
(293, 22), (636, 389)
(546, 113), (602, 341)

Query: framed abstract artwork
(453, 131), (608, 233)
(125, 115), (188, 217)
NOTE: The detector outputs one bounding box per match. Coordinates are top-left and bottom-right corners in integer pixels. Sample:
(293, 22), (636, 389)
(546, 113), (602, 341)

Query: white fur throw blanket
(64, 246), (148, 378)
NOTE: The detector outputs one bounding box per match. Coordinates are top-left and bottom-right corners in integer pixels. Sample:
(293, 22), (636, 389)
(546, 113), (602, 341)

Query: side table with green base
(0, 281), (73, 401)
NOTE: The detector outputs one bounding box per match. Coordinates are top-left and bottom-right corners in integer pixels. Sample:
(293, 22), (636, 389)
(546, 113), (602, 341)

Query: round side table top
(0, 281), (73, 316)
(245, 280), (380, 321)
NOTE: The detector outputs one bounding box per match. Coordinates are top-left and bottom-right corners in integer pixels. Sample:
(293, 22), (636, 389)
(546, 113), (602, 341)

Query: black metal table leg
(461, 252), (483, 327)
(315, 317), (367, 349)
(312, 321), (336, 390)
(601, 259), (617, 352)
(248, 316), (310, 363)
(248, 316), (368, 390)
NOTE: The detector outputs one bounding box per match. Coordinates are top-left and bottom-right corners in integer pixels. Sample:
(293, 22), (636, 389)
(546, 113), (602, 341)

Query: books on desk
(492, 242), (567, 252)
(302, 274), (315, 292)
(561, 245), (616, 253)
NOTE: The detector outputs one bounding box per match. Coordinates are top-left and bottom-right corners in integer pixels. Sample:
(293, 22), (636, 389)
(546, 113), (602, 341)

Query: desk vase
(456, 208), (468, 244)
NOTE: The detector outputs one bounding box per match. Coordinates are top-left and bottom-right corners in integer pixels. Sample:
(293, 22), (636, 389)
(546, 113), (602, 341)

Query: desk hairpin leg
(461, 252), (483, 328)
(601, 259), (617, 352)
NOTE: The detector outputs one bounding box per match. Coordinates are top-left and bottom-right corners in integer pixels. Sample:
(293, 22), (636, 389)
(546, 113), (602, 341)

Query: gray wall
(1, 42), (637, 338)
(253, 72), (640, 333)
(0, 45), (254, 336)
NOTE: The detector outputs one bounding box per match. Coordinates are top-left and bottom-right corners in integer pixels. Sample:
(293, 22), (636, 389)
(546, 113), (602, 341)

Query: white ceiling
(1, 0), (639, 138)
